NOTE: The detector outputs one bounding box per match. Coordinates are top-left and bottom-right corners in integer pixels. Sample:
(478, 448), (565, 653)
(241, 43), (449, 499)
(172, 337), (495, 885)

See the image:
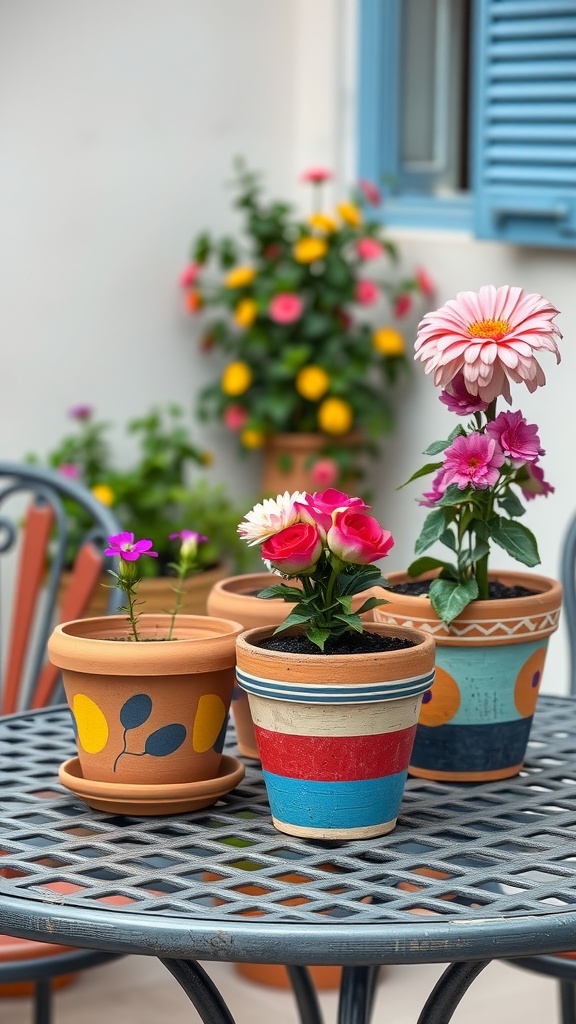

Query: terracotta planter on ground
(48, 614), (244, 814)
(375, 570), (563, 782)
(236, 623), (436, 840)
(260, 433), (361, 496)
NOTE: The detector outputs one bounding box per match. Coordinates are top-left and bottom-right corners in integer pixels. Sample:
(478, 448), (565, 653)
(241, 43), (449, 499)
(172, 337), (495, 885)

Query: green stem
(126, 587), (140, 642)
(167, 568), (187, 641)
(475, 550), (489, 601)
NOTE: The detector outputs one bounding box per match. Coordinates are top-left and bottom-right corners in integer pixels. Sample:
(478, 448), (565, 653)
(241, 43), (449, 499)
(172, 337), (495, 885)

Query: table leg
(159, 958), (237, 1024)
(337, 966), (380, 1024)
(416, 960), (491, 1024)
(286, 966), (325, 1024)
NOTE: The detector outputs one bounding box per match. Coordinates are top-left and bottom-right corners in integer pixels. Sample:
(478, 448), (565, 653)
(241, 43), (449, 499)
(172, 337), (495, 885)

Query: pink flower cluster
(239, 488), (394, 576)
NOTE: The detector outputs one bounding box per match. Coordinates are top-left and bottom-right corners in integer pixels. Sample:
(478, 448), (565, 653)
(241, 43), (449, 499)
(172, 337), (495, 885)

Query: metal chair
(505, 513), (576, 1023)
(0, 461), (125, 1023)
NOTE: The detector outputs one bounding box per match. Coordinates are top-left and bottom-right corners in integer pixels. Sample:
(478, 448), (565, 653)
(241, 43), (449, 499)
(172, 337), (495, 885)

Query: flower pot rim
(384, 569), (562, 617)
(211, 573), (299, 602)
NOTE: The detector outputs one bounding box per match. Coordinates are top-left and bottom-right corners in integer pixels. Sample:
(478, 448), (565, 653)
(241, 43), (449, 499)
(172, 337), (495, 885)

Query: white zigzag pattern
(378, 609), (560, 642)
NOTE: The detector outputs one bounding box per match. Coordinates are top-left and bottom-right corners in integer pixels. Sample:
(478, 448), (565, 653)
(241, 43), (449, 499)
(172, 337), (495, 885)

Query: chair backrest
(0, 461), (124, 715)
(561, 513), (576, 696)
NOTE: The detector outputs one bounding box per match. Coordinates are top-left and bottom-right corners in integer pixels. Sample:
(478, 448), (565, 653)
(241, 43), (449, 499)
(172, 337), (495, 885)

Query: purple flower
(442, 433), (505, 490)
(105, 532), (158, 561)
(520, 462), (555, 501)
(419, 469), (448, 507)
(169, 529), (207, 558)
(485, 410), (544, 466)
(68, 404), (93, 421)
(57, 463), (81, 480)
(439, 372), (489, 416)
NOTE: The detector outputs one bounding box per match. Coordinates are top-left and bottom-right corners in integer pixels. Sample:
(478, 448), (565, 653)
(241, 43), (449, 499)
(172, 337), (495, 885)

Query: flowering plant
(105, 529), (206, 641)
(238, 488), (394, 651)
(27, 404), (249, 574)
(182, 160), (433, 484)
(404, 285), (561, 624)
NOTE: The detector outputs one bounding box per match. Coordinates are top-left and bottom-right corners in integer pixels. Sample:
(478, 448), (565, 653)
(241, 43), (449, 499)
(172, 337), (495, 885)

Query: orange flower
(185, 290), (203, 313)
(241, 428), (265, 449)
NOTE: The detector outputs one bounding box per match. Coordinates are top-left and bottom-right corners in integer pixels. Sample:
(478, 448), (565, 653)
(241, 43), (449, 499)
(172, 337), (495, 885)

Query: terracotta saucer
(58, 755), (245, 816)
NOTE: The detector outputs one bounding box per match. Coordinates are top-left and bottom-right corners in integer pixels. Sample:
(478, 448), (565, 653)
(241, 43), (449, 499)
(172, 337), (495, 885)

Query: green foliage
(27, 404), (251, 575)
(184, 158), (432, 483)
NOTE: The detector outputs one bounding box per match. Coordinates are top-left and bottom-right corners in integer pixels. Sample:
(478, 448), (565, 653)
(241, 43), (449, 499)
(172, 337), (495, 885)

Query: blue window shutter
(473, 0), (576, 248)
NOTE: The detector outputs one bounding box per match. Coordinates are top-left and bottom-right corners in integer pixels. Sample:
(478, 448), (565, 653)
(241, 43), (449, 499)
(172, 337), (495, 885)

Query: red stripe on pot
(253, 724), (417, 782)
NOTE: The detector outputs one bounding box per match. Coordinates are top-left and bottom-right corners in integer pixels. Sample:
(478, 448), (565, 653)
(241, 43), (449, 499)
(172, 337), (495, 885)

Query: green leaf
(273, 609), (315, 633)
(407, 556), (455, 578)
(457, 541), (490, 571)
(439, 483), (470, 507)
(307, 626), (330, 651)
(490, 516), (540, 567)
(398, 461), (443, 489)
(423, 424), (465, 456)
(497, 489), (526, 518)
(439, 529), (457, 551)
(429, 577), (479, 624)
(257, 585), (304, 601)
(334, 613), (363, 632)
(414, 508), (447, 555)
(354, 595), (388, 615)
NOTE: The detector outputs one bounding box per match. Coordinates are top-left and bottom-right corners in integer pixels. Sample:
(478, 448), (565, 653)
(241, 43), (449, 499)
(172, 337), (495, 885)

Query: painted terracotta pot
(375, 570), (563, 782)
(208, 573), (379, 760)
(235, 623), (436, 840)
(260, 432), (361, 497)
(48, 614), (243, 791)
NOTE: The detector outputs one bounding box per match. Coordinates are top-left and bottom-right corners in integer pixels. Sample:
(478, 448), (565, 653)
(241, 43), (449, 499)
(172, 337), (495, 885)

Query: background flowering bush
(27, 404), (249, 574)
(404, 285), (561, 624)
(181, 159), (433, 480)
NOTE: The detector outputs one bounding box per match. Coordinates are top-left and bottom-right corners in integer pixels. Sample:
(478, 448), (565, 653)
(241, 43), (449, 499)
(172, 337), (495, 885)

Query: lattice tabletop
(2, 699), (576, 965)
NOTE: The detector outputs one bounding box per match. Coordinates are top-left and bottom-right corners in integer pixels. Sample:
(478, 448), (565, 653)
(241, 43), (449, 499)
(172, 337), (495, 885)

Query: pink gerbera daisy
(485, 410), (544, 466)
(442, 433), (505, 490)
(414, 285), (562, 403)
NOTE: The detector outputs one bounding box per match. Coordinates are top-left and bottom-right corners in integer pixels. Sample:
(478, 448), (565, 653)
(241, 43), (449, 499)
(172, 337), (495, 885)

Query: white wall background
(1, 0), (574, 691)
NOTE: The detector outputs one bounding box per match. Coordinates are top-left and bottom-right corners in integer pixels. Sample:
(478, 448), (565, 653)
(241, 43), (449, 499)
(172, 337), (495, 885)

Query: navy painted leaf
(120, 694), (153, 731)
(144, 723), (187, 758)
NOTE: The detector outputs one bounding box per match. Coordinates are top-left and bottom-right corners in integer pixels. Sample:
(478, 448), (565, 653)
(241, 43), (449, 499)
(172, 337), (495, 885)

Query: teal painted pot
(375, 570), (563, 782)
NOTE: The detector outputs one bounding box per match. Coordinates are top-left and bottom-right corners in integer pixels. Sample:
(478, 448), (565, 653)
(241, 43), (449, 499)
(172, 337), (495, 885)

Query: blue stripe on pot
(236, 667), (435, 705)
(262, 769), (408, 831)
(411, 717), (533, 774)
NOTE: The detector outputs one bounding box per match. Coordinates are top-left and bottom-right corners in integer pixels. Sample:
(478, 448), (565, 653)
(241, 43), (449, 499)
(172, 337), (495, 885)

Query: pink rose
(356, 238), (383, 261)
(394, 293), (412, 318)
(327, 509), (394, 564)
(416, 267), (435, 297)
(355, 280), (379, 305)
(179, 263), (201, 288)
(269, 293), (303, 325)
(295, 489), (371, 532)
(300, 167), (332, 183)
(357, 179), (381, 206)
(223, 405), (248, 431)
(261, 522), (323, 575)
(310, 458), (339, 489)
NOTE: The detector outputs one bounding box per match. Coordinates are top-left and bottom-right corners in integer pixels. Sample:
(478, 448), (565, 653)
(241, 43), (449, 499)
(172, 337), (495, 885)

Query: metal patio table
(3, 699), (576, 1024)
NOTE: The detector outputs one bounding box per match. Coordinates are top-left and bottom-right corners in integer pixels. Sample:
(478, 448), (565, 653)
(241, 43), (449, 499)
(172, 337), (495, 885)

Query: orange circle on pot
(515, 647), (547, 718)
(418, 667), (460, 727)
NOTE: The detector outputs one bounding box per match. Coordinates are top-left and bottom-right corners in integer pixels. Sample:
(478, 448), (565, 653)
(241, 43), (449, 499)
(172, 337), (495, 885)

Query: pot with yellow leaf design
(48, 614), (245, 815)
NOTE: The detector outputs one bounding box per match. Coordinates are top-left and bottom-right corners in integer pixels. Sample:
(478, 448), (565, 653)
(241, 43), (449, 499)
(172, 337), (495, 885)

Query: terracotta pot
(236, 623), (436, 840)
(208, 573), (379, 760)
(261, 433), (361, 496)
(375, 570), (563, 782)
(58, 562), (230, 618)
(48, 614), (243, 797)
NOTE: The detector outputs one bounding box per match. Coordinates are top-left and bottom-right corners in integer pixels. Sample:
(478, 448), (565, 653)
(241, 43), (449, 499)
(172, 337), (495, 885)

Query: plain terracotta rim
(59, 754), (245, 799)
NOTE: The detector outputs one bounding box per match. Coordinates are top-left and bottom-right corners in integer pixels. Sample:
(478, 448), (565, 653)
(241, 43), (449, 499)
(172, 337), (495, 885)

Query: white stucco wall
(1, 0), (574, 691)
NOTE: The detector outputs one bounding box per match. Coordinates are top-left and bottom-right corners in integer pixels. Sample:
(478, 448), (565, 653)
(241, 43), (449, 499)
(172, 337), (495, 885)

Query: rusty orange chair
(0, 461), (125, 1022)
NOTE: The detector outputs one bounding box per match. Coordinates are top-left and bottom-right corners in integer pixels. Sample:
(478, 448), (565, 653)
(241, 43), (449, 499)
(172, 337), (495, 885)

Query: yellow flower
(308, 213), (337, 234)
(92, 484), (114, 507)
(222, 361), (252, 396)
(293, 237), (328, 264)
(200, 450), (214, 466)
(225, 265), (256, 289)
(234, 298), (258, 328)
(241, 428), (265, 449)
(337, 202), (363, 228)
(295, 365), (330, 402)
(317, 397), (353, 435)
(372, 327), (405, 356)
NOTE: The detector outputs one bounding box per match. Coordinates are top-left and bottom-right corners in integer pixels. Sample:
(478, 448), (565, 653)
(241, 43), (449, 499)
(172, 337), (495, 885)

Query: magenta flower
(179, 263), (201, 288)
(356, 238), (383, 261)
(295, 488), (371, 532)
(105, 532), (158, 562)
(57, 463), (81, 480)
(68, 404), (93, 421)
(327, 509), (394, 564)
(300, 167), (332, 184)
(419, 469), (448, 507)
(223, 404), (248, 431)
(262, 522), (323, 575)
(394, 294), (412, 318)
(310, 457), (339, 489)
(269, 292), (303, 325)
(169, 530), (207, 559)
(439, 372), (489, 415)
(355, 280), (379, 305)
(442, 433), (505, 490)
(486, 410), (544, 465)
(357, 178), (381, 206)
(520, 462), (555, 501)
(416, 267), (435, 297)
(415, 284), (562, 404)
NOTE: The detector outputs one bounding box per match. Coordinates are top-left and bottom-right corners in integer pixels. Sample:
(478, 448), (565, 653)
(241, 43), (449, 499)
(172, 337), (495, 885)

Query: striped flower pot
(375, 570), (563, 782)
(235, 624), (436, 840)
